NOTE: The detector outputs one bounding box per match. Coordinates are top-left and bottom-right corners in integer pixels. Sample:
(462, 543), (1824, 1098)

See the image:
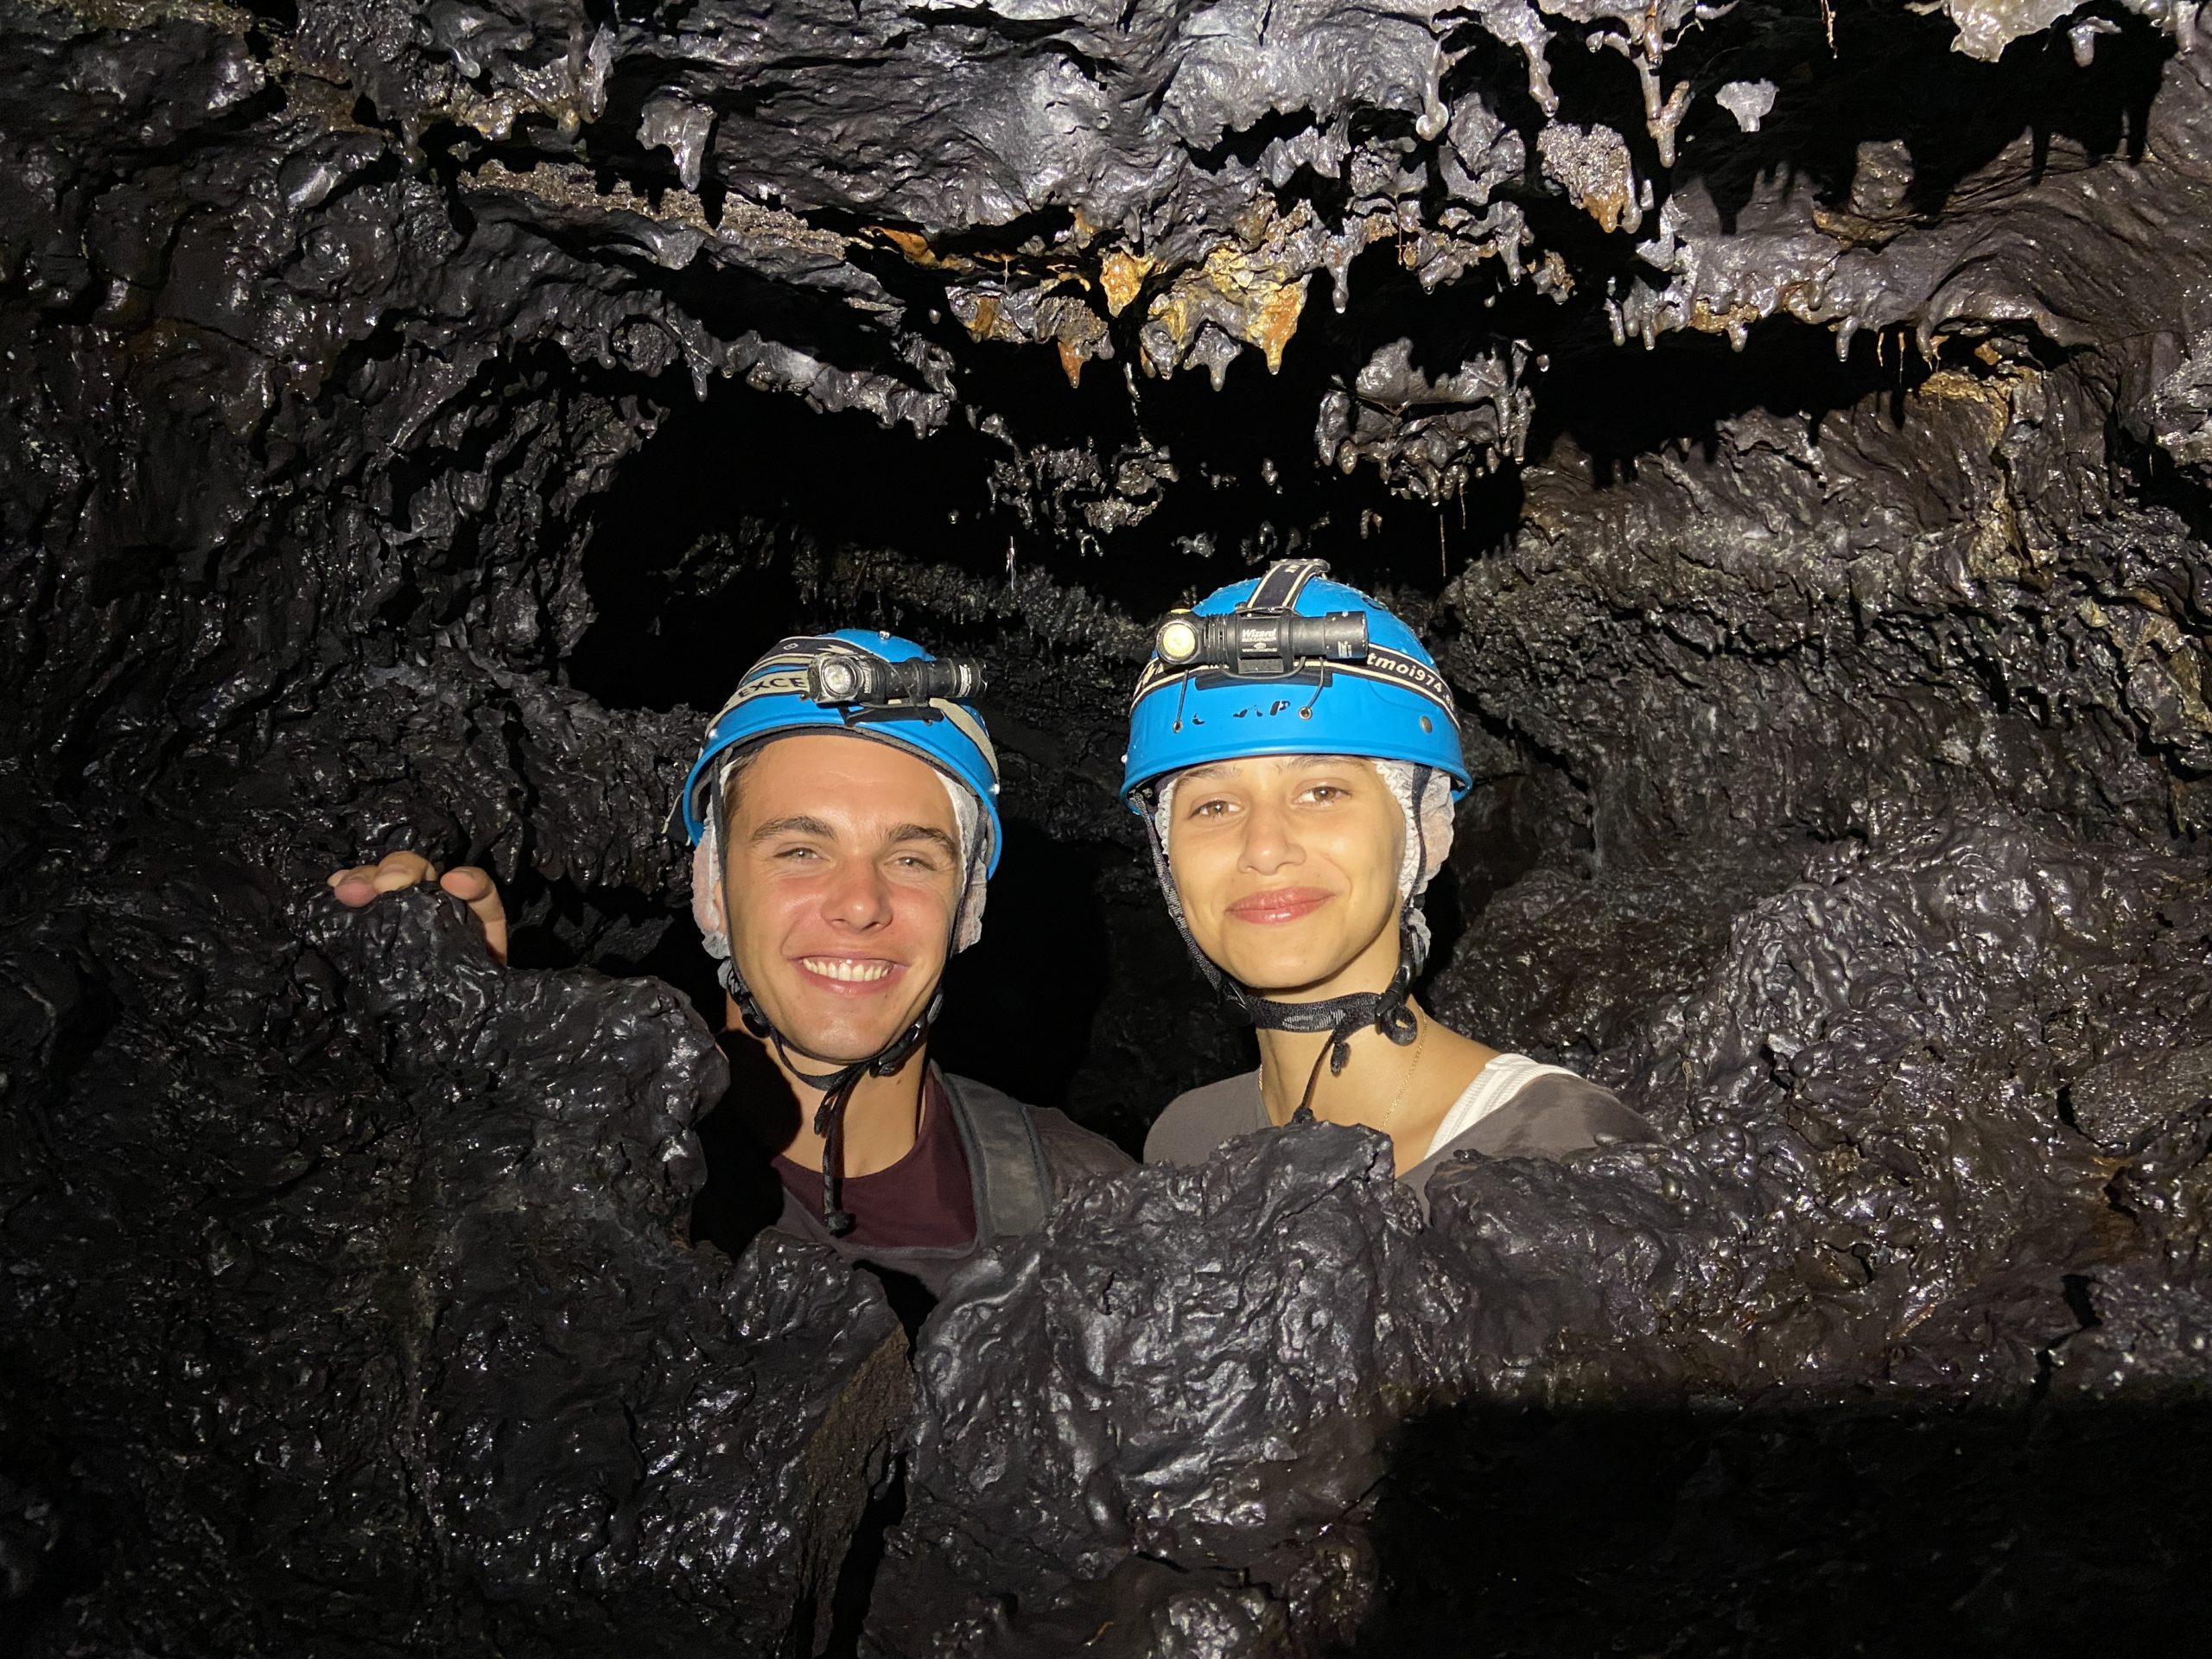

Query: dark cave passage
(553, 287), (1971, 1137)
(5, 0), (2212, 1655)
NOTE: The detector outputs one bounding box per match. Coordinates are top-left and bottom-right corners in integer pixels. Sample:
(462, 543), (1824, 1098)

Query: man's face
(1166, 753), (1404, 999)
(721, 732), (964, 1065)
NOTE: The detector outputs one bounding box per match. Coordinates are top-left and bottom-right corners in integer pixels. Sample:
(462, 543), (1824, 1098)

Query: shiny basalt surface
(3, 0), (2211, 1652)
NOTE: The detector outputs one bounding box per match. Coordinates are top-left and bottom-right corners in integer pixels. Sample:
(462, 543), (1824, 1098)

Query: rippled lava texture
(4, 0), (2212, 1654)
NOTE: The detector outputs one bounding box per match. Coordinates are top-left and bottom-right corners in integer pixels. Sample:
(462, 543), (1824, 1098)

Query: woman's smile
(1225, 887), (1333, 925)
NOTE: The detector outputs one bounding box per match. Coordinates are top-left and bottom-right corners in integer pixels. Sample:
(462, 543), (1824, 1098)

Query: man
(331, 630), (1128, 1301)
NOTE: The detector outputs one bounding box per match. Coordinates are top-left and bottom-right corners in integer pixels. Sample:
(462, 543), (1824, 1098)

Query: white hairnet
(1370, 757), (1456, 966)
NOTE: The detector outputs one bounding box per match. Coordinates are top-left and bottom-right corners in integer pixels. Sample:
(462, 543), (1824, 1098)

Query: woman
(1122, 558), (1653, 1199)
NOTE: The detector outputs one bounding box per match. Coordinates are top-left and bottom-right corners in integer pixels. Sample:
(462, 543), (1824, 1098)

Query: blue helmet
(1120, 559), (1469, 806)
(680, 630), (1003, 875)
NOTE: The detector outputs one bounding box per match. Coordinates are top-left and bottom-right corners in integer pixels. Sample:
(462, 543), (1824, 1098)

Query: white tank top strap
(1421, 1053), (1585, 1163)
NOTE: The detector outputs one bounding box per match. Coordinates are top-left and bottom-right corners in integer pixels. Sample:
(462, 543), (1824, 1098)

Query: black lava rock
(6, 0), (2212, 1651)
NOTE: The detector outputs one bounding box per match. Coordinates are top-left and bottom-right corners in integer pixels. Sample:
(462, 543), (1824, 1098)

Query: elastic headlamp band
(1129, 643), (1459, 726)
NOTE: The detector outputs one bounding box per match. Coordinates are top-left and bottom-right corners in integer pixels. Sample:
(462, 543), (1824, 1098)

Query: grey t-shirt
(1143, 1055), (1654, 1207)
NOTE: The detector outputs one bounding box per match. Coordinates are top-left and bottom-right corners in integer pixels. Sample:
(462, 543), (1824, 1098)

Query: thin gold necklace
(1371, 1012), (1430, 1133)
(1285, 1010), (1431, 1128)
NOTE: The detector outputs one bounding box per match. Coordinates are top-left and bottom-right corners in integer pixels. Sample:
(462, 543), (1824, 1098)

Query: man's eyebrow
(1179, 763), (1227, 783)
(886, 823), (959, 856)
(747, 816), (958, 855)
(748, 814), (834, 843)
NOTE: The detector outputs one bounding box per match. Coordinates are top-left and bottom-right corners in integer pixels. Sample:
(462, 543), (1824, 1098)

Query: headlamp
(806, 650), (986, 706)
(1156, 614), (1203, 667)
(1153, 607), (1369, 677)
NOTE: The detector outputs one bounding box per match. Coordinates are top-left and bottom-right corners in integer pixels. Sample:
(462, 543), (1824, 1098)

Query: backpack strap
(940, 1070), (1053, 1240)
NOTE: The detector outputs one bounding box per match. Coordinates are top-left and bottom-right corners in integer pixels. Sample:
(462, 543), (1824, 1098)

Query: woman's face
(1166, 754), (1405, 999)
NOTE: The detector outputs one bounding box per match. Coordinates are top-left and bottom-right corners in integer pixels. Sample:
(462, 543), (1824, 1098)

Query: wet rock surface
(4, 0), (2212, 1652)
(875, 808), (2212, 1651)
(0, 829), (906, 1653)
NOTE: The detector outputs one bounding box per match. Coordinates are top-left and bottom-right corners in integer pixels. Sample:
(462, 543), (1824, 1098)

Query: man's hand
(326, 851), (511, 965)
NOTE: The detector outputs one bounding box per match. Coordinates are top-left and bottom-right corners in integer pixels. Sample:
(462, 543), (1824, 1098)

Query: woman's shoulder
(1427, 1054), (1656, 1166)
(1143, 1069), (1266, 1166)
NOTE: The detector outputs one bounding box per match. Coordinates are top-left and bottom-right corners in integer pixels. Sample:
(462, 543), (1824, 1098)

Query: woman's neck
(1246, 921), (1407, 1124)
(1255, 1007), (1417, 1128)
(1255, 1001), (1498, 1175)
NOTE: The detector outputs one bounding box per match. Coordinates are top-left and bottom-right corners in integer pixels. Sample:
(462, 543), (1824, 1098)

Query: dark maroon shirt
(772, 1072), (976, 1249)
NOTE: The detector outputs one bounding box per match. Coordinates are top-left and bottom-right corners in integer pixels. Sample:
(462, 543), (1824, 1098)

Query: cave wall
(4, 0), (2212, 1651)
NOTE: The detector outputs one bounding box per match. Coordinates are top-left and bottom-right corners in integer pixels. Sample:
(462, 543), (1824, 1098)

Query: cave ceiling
(15, 0), (2212, 568)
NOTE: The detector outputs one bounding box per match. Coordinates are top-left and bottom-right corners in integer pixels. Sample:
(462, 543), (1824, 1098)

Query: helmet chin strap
(1227, 932), (1421, 1118)
(721, 958), (943, 1236)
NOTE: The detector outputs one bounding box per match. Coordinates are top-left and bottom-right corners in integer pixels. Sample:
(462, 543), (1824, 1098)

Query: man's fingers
(327, 867), (379, 906)
(323, 853), (506, 965)
(326, 851), (437, 907)
(439, 865), (493, 903)
(440, 866), (510, 965)
(369, 851), (438, 893)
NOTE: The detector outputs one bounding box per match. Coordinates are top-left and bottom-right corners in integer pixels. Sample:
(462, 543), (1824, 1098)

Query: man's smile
(794, 954), (902, 989)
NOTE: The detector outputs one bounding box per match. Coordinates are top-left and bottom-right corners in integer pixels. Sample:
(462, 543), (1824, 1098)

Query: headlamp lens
(814, 653), (863, 702)
(1156, 614), (1201, 665)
